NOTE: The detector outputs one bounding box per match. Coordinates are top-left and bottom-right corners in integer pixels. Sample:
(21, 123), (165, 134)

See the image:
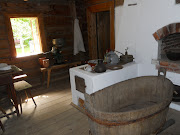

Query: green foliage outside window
(10, 18), (37, 56)
(11, 18), (34, 46)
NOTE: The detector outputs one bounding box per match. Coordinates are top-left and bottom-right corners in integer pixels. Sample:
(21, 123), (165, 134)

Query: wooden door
(97, 11), (110, 59)
(87, 1), (115, 59)
(87, 10), (97, 59)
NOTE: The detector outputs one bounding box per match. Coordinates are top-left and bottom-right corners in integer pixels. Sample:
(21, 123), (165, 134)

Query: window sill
(16, 52), (43, 58)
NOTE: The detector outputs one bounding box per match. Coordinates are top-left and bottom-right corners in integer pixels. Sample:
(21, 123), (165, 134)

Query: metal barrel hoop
(85, 103), (170, 127)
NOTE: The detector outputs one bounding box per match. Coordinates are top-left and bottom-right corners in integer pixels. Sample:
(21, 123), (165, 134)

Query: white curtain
(73, 19), (86, 55)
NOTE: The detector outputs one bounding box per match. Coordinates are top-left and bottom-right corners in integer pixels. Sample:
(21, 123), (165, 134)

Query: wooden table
(40, 61), (81, 88)
(0, 65), (23, 116)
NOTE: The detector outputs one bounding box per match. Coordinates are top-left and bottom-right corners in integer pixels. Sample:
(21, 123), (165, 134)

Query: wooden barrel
(84, 76), (174, 135)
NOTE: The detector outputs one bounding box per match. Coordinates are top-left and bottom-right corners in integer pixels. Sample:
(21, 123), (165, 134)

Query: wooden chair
(0, 106), (9, 132)
(0, 107), (9, 119)
(0, 74), (20, 116)
(13, 80), (37, 114)
(0, 120), (5, 132)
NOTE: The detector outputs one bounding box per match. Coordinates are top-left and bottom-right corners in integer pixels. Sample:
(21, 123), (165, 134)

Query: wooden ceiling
(0, 0), (70, 4)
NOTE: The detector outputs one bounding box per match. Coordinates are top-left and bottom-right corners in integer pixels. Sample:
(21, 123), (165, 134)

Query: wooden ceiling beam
(86, 0), (124, 7)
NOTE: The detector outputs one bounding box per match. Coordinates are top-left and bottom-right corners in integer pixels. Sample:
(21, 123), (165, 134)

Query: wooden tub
(84, 76), (174, 135)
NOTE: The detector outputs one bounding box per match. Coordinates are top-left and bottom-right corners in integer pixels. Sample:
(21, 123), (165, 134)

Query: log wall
(0, 0), (88, 85)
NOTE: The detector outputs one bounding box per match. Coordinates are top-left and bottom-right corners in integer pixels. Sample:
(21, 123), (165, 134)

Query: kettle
(104, 51), (119, 65)
(94, 59), (106, 73)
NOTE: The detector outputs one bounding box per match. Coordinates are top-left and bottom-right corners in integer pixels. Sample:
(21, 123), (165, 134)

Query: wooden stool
(14, 81), (37, 114)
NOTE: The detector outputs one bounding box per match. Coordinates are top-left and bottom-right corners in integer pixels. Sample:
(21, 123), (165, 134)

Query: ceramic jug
(94, 59), (106, 73)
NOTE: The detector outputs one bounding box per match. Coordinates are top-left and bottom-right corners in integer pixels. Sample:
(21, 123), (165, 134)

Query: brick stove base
(153, 59), (180, 74)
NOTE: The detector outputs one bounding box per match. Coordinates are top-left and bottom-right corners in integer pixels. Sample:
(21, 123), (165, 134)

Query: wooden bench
(40, 61), (81, 88)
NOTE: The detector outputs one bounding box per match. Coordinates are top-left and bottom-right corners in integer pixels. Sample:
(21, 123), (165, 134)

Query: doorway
(87, 1), (115, 59)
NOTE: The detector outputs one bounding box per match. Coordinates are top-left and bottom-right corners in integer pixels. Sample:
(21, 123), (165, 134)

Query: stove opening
(160, 33), (180, 61)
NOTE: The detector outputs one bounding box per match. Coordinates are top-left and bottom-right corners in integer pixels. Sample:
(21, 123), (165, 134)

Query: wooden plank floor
(0, 78), (180, 135)
(0, 78), (89, 135)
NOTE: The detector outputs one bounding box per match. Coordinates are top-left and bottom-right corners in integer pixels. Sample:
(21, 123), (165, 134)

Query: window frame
(4, 13), (47, 58)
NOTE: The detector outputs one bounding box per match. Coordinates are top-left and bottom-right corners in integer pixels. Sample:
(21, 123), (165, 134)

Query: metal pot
(119, 48), (134, 63)
(120, 54), (134, 63)
(166, 51), (180, 61)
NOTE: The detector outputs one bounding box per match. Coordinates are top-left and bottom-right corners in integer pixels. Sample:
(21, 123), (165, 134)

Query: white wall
(115, 0), (180, 85)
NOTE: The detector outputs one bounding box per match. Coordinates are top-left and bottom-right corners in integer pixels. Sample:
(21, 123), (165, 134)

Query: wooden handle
(174, 91), (178, 95)
(158, 67), (166, 78)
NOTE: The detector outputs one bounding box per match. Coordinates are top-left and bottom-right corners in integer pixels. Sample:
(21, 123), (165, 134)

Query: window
(10, 17), (42, 57)
(5, 13), (47, 58)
